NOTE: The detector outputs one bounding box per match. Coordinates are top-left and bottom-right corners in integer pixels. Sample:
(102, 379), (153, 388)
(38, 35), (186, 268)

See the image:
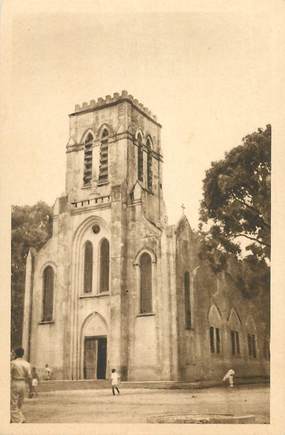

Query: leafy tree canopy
(198, 125), (271, 298)
(11, 201), (53, 348)
(199, 124), (271, 266)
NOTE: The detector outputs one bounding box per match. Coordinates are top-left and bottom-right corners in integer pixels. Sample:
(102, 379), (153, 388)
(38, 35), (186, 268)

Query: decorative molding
(133, 247), (157, 266)
(136, 313), (155, 318)
(69, 90), (161, 127)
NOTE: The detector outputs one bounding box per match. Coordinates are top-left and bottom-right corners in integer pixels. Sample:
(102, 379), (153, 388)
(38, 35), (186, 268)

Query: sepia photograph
(1, 0), (282, 432)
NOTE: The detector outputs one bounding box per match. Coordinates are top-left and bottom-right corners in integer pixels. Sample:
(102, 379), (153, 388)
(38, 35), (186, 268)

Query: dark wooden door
(97, 337), (107, 379)
(84, 337), (97, 379)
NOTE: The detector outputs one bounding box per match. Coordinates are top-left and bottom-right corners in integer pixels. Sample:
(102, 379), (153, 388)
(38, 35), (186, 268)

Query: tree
(199, 125), (271, 296)
(11, 201), (53, 348)
(199, 125), (271, 261)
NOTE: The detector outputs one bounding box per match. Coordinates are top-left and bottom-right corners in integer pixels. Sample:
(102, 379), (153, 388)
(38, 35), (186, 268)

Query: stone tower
(23, 91), (177, 381)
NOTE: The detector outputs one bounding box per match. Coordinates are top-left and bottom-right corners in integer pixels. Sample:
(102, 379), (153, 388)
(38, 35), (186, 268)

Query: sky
(0, 1), (273, 228)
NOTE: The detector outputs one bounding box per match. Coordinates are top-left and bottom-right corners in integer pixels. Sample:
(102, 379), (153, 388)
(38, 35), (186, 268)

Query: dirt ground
(22, 384), (269, 424)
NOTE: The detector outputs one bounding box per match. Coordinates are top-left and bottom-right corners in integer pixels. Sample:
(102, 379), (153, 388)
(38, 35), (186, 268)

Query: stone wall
(175, 217), (270, 382)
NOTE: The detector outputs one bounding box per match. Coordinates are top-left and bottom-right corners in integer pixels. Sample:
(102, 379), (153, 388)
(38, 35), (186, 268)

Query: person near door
(111, 368), (120, 395)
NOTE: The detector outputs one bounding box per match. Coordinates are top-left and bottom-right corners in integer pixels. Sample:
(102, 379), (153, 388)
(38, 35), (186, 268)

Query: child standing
(44, 364), (52, 380)
(30, 367), (40, 397)
(111, 369), (120, 396)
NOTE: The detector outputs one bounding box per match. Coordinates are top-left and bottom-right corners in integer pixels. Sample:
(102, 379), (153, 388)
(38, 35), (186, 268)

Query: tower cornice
(69, 90), (162, 128)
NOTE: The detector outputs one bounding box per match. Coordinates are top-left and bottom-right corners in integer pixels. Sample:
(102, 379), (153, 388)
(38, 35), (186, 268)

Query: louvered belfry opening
(83, 133), (93, 185)
(98, 129), (109, 184)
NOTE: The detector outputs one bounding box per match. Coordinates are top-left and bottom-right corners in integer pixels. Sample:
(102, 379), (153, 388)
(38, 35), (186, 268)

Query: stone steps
(38, 376), (269, 392)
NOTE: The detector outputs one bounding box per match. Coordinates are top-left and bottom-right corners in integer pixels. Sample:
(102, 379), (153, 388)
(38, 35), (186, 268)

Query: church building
(22, 91), (270, 382)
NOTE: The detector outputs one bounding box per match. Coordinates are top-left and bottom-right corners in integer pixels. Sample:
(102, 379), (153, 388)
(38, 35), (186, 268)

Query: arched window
(184, 271), (191, 329)
(247, 334), (257, 358)
(137, 134), (143, 182)
(98, 129), (109, 184)
(99, 238), (110, 293)
(83, 133), (94, 185)
(84, 241), (93, 293)
(42, 266), (54, 321)
(228, 309), (241, 356)
(208, 305), (222, 354)
(246, 316), (257, 359)
(140, 253), (152, 313)
(146, 138), (152, 191)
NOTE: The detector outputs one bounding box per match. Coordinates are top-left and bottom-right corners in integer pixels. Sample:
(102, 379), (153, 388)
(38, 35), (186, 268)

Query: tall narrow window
(216, 328), (220, 353)
(209, 327), (221, 354)
(248, 334), (257, 358)
(252, 335), (256, 358)
(84, 241), (93, 293)
(137, 134), (143, 182)
(184, 271), (191, 329)
(83, 133), (93, 185)
(98, 129), (109, 184)
(42, 266), (54, 321)
(209, 326), (215, 353)
(146, 138), (152, 191)
(231, 330), (240, 355)
(99, 238), (110, 293)
(247, 334), (252, 356)
(140, 253), (152, 313)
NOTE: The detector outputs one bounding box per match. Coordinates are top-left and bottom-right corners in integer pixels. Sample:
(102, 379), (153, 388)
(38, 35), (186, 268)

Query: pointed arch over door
(81, 312), (108, 380)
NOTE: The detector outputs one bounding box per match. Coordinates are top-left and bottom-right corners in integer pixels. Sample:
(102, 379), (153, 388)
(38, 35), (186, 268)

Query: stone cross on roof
(181, 203), (186, 215)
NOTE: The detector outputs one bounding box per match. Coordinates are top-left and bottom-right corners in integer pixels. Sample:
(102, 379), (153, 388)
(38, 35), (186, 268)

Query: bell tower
(65, 90), (165, 226)
(23, 91), (170, 382)
(62, 91), (167, 380)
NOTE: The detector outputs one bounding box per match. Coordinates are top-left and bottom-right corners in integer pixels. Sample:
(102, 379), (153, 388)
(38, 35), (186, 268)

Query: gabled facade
(22, 91), (269, 381)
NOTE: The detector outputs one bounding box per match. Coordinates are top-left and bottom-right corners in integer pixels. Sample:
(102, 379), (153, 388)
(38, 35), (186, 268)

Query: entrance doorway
(84, 336), (107, 379)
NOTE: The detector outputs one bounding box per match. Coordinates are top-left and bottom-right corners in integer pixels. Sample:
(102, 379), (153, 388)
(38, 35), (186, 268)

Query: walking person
(222, 368), (235, 388)
(30, 367), (40, 397)
(111, 368), (120, 396)
(10, 347), (32, 423)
